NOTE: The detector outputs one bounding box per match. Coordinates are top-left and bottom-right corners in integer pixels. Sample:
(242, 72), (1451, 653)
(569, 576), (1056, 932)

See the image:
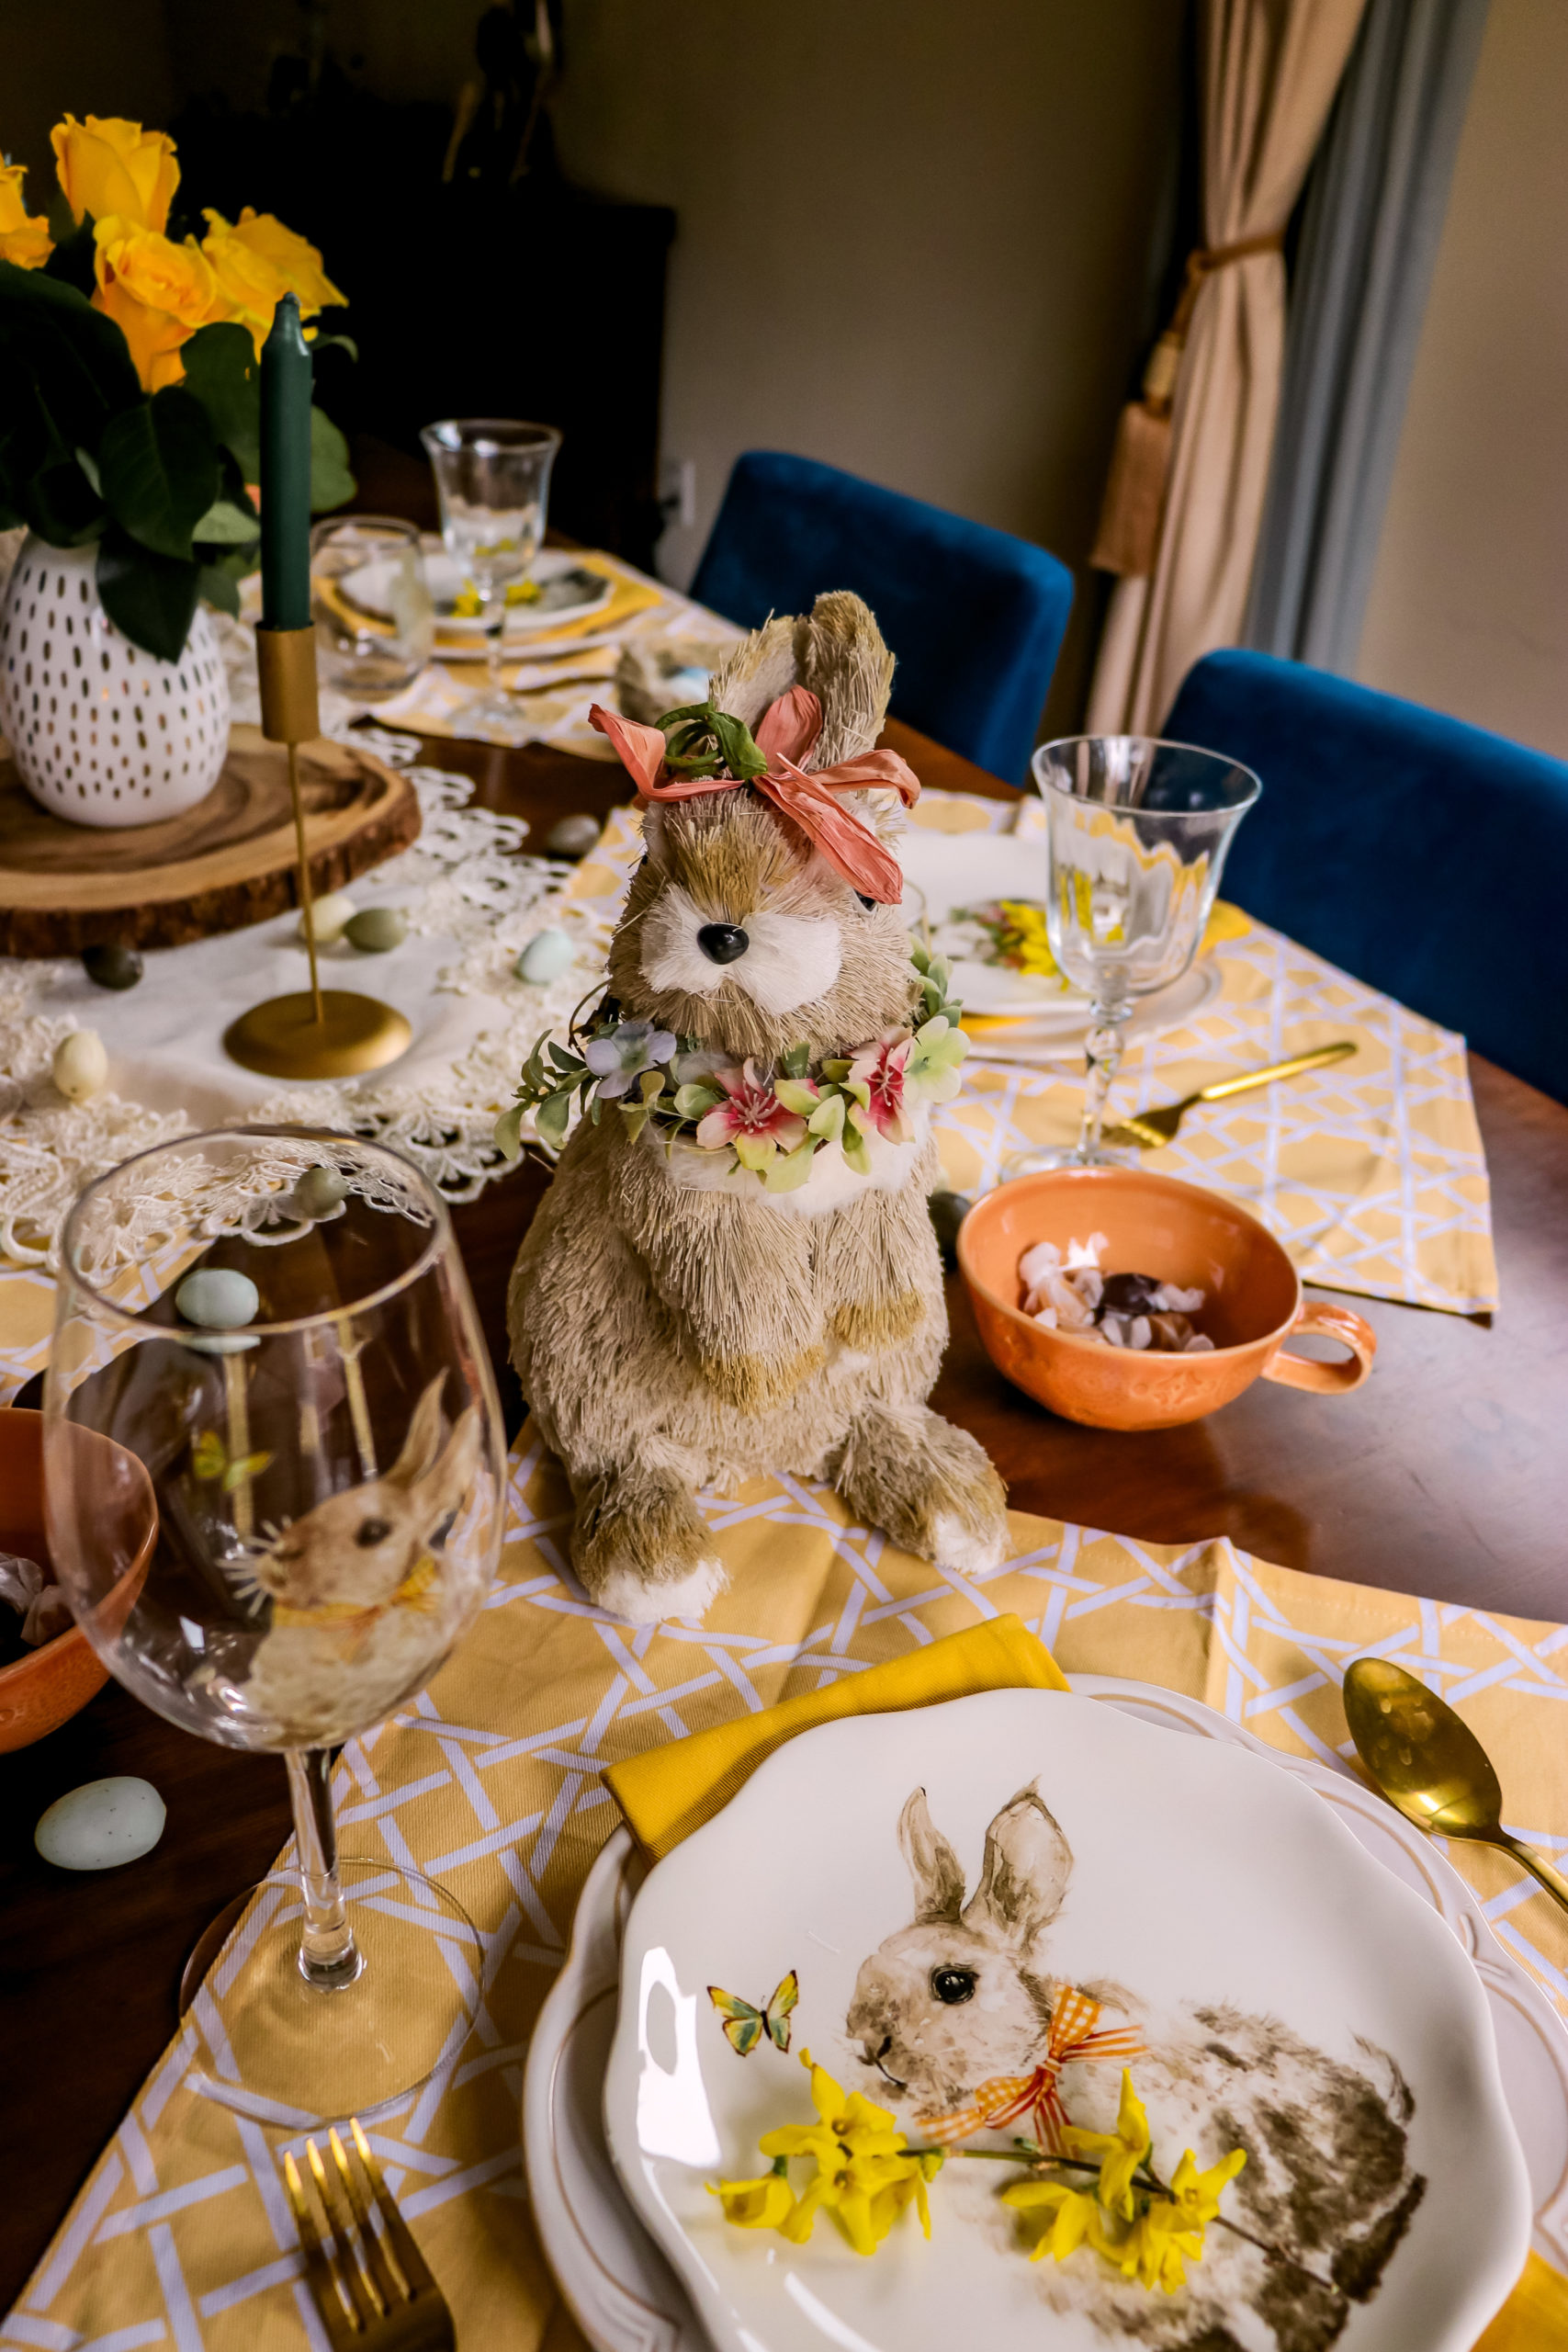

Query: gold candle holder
(223, 628), (412, 1080)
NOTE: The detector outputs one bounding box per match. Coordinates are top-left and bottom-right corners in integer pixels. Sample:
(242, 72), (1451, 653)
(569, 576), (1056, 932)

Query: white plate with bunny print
(596, 1688), (1531, 2352)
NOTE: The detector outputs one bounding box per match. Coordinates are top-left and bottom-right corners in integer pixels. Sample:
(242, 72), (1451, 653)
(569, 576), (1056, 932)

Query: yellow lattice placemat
(10, 1438), (1565, 2348)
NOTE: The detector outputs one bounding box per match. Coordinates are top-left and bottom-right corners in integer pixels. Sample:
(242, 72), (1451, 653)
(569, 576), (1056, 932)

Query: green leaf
(773, 1079), (820, 1117)
(673, 1082), (723, 1119)
(192, 496), (261, 547)
(493, 1102), (525, 1161)
(536, 1085), (576, 1150)
(96, 528), (200, 662)
(619, 1100), (651, 1142)
(310, 333), (359, 362)
(191, 1430), (226, 1481)
(179, 322), (260, 479)
(547, 1043), (586, 1076)
(197, 563), (242, 617)
(74, 445), (102, 495)
(764, 1138), (818, 1193)
(637, 1068), (667, 1102)
(40, 218), (96, 299)
(780, 1041), (810, 1080)
(309, 403), (355, 514)
(99, 388), (219, 562)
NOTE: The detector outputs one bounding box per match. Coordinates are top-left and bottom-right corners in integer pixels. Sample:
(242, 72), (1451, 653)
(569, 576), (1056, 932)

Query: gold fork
(283, 2116), (455, 2350)
(1100, 1039), (1357, 1151)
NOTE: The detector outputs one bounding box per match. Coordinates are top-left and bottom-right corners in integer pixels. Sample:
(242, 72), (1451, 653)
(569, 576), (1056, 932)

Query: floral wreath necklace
(495, 942), (967, 1195)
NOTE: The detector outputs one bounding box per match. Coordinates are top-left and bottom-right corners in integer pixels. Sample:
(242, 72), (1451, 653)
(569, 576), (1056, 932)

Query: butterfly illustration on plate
(707, 1969), (799, 2057)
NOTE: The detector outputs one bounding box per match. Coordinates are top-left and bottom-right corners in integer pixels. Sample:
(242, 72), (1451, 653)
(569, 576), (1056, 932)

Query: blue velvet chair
(690, 451), (1074, 784)
(1164, 650), (1568, 1102)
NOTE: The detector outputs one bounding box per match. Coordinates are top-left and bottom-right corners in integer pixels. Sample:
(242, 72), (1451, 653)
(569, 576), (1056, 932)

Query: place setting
(1, 65), (1565, 2352)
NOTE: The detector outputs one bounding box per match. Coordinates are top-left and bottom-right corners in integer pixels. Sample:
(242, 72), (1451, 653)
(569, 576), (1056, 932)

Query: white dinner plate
(525, 1679), (1566, 2352)
(585, 1686), (1529, 2352)
(898, 830), (1080, 1015)
(341, 546), (614, 641)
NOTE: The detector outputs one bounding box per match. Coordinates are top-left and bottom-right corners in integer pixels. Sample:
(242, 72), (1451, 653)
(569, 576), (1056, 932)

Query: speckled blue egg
(515, 928), (575, 985)
(175, 1269), (260, 1329)
(36, 1776), (165, 1871)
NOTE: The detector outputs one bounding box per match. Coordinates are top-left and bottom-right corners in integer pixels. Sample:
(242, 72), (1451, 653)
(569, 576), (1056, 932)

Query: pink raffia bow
(588, 685), (919, 903)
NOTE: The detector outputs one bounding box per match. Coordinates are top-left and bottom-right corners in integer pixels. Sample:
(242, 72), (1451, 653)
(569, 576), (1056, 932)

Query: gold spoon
(1344, 1657), (1568, 1916)
(1100, 1039), (1357, 1151)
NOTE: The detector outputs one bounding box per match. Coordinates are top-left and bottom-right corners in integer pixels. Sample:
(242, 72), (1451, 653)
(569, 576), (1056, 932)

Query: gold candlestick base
(228, 624), (411, 1080)
(224, 989), (412, 1080)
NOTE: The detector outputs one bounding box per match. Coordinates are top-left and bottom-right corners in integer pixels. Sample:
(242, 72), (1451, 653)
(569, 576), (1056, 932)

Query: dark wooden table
(4, 719), (1566, 2312)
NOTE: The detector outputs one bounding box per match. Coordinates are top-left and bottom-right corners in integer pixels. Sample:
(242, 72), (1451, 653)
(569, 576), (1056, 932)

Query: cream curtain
(1087, 0), (1369, 736)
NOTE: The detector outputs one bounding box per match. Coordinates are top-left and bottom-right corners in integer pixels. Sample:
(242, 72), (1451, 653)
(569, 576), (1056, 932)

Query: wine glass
(420, 416), (562, 731)
(43, 1128), (505, 2122)
(311, 514), (434, 700)
(1025, 736), (1261, 1166)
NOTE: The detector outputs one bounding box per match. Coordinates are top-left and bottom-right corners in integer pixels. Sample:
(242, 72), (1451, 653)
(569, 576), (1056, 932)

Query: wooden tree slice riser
(0, 727), (422, 956)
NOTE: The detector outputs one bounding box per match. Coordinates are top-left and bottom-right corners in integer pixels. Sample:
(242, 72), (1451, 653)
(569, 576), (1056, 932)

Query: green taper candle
(260, 291), (312, 631)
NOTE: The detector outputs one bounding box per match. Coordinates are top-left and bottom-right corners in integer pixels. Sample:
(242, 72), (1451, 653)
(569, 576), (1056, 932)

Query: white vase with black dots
(0, 536), (231, 829)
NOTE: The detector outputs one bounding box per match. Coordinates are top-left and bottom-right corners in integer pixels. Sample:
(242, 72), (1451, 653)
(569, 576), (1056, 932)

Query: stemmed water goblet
(1024, 736), (1261, 1167)
(420, 416), (561, 732)
(43, 1128), (505, 2121)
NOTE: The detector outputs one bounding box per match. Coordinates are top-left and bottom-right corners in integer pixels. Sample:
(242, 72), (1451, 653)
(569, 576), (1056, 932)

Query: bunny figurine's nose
(697, 922), (749, 965)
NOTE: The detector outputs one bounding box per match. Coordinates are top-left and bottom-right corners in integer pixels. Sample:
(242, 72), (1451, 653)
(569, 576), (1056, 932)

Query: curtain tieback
(1090, 229), (1285, 579)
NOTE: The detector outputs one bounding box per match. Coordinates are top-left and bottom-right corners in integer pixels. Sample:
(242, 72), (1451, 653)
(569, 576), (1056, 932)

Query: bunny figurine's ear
(415, 1404), (483, 1532)
(963, 1783), (1072, 1950)
(898, 1788), (966, 1922)
(387, 1375), (448, 1489)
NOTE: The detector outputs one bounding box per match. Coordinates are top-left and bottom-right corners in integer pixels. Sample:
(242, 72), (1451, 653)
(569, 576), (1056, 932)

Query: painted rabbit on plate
(507, 592), (1009, 1623)
(844, 1783), (1426, 2351)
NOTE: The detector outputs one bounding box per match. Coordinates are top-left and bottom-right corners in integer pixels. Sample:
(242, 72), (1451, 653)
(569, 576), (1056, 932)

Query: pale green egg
(36, 1776), (166, 1871)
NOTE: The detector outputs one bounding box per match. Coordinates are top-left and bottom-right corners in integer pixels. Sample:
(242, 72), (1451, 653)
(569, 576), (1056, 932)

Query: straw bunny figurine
(505, 592), (1008, 1623)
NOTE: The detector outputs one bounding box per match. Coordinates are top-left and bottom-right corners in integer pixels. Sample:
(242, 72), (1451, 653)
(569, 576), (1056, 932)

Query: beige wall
(5, 0), (1185, 738)
(1357, 0), (1568, 758)
(553, 0), (1186, 732)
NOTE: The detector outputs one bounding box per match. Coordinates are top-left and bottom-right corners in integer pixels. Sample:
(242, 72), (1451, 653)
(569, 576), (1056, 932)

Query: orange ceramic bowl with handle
(0, 1406), (155, 1751)
(957, 1167), (1376, 1432)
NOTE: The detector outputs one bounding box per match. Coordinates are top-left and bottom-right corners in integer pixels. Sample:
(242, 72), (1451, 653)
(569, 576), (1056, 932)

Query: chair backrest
(1165, 649), (1568, 1102)
(690, 451), (1074, 784)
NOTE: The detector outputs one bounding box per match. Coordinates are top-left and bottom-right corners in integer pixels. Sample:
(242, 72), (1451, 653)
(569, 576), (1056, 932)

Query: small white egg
(52, 1029), (108, 1102)
(301, 892), (355, 945)
(176, 1268), (260, 1329)
(544, 812), (603, 858)
(515, 928), (576, 985)
(36, 1776), (166, 1871)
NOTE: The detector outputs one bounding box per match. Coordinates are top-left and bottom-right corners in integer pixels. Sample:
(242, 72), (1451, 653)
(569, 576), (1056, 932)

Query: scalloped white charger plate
(525, 1681), (1551, 2352)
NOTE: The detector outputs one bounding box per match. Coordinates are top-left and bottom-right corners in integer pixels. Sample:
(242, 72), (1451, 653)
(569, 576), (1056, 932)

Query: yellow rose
(199, 211), (289, 354)
(221, 208), (345, 313)
(93, 216), (218, 391)
(0, 161), (52, 269)
(52, 114), (180, 233)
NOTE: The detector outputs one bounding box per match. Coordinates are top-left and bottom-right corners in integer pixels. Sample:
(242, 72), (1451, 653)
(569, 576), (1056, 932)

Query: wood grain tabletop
(3, 713), (1565, 2313)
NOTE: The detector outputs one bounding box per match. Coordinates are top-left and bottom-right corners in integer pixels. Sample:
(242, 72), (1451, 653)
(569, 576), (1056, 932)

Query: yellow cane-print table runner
(10, 1436), (1567, 2349)
(0, 785), (1496, 1402)
(566, 791), (1498, 1317)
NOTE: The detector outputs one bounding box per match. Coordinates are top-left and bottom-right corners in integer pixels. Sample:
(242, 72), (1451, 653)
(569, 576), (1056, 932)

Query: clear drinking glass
(419, 416), (562, 729)
(1027, 736), (1261, 1166)
(43, 1128), (505, 2121)
(310, 514), (434, 700)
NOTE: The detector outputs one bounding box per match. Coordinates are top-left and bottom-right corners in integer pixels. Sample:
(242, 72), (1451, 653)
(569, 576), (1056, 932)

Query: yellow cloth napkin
(605, 1611), (1068, 1858)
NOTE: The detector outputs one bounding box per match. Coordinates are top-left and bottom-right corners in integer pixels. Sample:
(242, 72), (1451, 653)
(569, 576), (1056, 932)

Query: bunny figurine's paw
(832, 1399), (1009, 1577)
(571, 1464), (728, 1625)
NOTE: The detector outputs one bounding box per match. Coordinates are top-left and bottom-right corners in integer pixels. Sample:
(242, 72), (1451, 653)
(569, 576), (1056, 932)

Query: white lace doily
(0, 726), (619, 1267)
